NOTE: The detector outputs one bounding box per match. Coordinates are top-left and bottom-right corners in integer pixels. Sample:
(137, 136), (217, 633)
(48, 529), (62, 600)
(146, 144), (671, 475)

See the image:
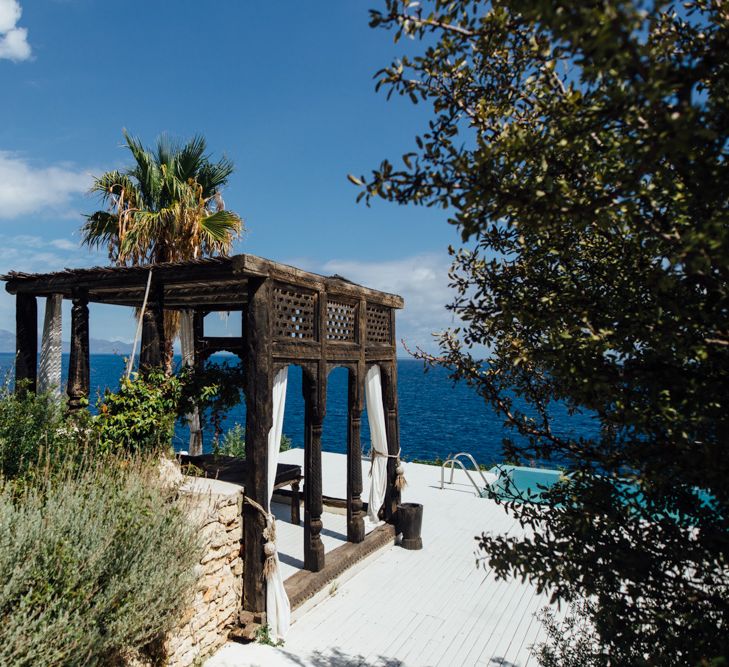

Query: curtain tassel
(262, 517), (278, 580)
(395, 459), (407, 491)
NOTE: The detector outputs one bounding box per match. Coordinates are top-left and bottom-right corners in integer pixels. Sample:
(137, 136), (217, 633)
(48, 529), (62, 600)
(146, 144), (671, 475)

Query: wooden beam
(285, 523), (396, 612)
(243, 278), (272, 614)
(5, 254), (404, 309)
(15, 293), (37, 393)
(67, 289), (89, 411)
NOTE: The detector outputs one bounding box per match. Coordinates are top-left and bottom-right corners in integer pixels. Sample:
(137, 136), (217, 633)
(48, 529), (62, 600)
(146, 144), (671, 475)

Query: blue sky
(0, 0), (461, 352)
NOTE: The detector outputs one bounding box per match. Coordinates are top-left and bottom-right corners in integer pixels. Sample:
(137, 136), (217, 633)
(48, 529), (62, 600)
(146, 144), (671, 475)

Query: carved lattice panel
(326, 299), (357, 342)
(273, 284), (316, 340)
(366, 304), (392, 344)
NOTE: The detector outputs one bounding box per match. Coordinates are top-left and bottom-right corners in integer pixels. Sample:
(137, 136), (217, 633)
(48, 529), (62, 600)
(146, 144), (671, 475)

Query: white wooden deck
(207, 449), (558, 667)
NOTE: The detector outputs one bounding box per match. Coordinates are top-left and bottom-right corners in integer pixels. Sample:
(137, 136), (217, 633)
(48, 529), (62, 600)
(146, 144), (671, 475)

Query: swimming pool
(487, 465), (566, 503)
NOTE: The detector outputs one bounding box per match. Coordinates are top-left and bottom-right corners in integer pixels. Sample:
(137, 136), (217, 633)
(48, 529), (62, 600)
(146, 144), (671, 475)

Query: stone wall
(164, 475), (244, 667)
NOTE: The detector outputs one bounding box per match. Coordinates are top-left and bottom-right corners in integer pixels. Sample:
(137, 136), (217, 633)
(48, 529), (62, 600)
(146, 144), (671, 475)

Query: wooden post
(193, 310), (205, 372)
(347, 296), (367, 542)
(243, 278), (272, 615)
(140, 280), (165, 370)
(303, 365), (326, 571)
(15, 293), (37, 393)
(383, 358), (402, 521)
(67, 289), (90, 411)
(347, 366), (365, 542)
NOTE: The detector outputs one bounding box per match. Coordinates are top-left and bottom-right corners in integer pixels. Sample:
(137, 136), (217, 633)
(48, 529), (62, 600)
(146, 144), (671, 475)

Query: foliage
(0, 456), (200, 667)
(82, 130), (243, 366)
(216, 422), (293, 459)
(254, 623), (284, 647)
(534, 600), (607, 667)
(178, 361), (246, 445)
(83, 130), (242, 267)
(218, 422), (246, 458)
(363, 1), (729, 664)
(94, 370), (182, 456)
(0, 382), (92, 482)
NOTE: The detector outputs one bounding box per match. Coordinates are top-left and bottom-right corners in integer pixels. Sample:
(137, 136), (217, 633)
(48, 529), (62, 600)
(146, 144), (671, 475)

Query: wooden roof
(2, 254), (404, 310)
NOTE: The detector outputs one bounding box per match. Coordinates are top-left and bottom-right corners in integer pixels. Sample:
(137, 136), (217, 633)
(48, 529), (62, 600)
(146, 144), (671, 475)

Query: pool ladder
(440, 452), (495, 497)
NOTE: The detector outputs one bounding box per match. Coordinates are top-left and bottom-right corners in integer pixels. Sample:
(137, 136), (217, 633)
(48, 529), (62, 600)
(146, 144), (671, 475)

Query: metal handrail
(440, 452), (495, 497)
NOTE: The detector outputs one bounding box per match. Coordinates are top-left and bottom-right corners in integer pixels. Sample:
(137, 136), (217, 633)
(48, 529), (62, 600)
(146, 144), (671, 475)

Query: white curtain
(38, 294), (62, 395)
(179, 311), (202, 455)
(266, 366), (290, 640)
(365, 365), (389, 524)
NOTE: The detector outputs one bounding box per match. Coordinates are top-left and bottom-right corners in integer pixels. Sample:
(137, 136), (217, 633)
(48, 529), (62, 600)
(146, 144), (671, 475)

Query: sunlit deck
(208, 449), (559, 667)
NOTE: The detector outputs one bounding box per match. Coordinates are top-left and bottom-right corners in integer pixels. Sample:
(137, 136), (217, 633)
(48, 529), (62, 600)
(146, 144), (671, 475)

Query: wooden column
(303, 365), (326, 571)
(15, 293), (37, 393)
(139, 280), (165, 370)
(67, 289), (90, 411)
(347, 296), (367, 542)
(192, 310), (205, 372)
(243, 278), (272, 614)
(346, 366), (365, 542)
(383, 355), (401, 520)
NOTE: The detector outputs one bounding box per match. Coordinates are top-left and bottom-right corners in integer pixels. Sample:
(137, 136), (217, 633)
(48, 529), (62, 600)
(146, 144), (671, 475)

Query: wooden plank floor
(207, 450), (560, 667)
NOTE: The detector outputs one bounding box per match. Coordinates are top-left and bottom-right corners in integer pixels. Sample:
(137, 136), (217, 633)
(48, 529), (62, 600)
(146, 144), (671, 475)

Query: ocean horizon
(0, 353), (597, 466)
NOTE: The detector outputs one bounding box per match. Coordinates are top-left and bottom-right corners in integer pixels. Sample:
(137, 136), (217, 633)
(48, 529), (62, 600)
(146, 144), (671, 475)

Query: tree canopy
(361, 1), (728, 664)
(83, 130), (242, 266)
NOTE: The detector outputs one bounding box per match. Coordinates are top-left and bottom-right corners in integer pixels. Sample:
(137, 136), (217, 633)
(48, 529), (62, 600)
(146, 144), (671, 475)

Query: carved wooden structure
(3, 254), (404, 617)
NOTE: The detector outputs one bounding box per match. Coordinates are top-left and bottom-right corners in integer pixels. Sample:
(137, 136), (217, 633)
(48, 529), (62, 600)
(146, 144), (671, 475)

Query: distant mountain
(0, 329), (135, 355)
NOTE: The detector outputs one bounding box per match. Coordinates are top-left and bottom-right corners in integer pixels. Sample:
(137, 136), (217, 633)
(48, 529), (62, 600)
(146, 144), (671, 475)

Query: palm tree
(84, 130), (242, 265)
(83, 130), (243, 366)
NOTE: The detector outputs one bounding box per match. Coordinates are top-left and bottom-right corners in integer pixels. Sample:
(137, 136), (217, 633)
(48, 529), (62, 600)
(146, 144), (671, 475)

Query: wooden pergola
(3, 253), (404, 616)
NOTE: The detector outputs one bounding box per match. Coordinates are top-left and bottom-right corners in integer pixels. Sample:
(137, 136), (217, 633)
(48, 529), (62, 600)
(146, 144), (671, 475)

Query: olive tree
(358, 1), (729, 664)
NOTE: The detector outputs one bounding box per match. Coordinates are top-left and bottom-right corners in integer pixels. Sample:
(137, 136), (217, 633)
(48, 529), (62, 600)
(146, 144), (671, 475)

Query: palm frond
(176, 135), (208, 181)
(81, 211), (119, 246)
(155, 133), (179, 171)
(196, 157), (234, 197)
(199, 210), (243, 247)
(124, 129), (162, 207)
(89, 171), (138, 204)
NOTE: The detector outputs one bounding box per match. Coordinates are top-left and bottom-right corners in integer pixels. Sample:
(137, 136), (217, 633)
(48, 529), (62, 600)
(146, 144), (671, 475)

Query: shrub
(0, 457), (200, 667)
(94, 371), (182, 455)
(534, 600), (607, 667)
(0, 383), (91, 482)
(218, 422), (246, 458)
(216, 422), (294, 458)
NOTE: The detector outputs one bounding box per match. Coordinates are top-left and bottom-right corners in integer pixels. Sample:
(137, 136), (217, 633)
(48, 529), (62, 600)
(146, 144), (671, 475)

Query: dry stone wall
(164, 475), (244, 667)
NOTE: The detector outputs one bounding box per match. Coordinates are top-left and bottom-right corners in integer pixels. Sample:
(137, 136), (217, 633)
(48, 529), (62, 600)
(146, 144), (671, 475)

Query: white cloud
(50, 238), (79, 250)
(320, 253), (458, 355)
(0, 0), (31, 62)
(0, 151), (91, 218)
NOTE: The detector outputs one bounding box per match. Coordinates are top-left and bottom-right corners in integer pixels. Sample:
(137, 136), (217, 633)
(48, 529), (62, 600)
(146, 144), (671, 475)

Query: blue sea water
(0, 353), (597, 465)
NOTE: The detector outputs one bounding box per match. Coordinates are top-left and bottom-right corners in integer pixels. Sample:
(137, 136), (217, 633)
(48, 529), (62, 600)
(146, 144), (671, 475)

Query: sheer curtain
(38, 294), (62, 395)
(365, 365), (389, 524)
(179, 311), (202, 454)
(266, 366), (291, 640)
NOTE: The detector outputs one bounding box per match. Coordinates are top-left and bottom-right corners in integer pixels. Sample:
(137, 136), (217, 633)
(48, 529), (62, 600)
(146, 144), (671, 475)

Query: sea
(0, 353), (597, 466)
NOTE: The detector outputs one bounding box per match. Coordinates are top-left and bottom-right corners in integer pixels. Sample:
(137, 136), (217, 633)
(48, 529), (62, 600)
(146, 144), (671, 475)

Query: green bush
(218, 422), (246, 458)
(94, 371), (182, 456)
(216, 422), (293, 458)
(0, 383), (91, 482)
(0, 457), (200, 667)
